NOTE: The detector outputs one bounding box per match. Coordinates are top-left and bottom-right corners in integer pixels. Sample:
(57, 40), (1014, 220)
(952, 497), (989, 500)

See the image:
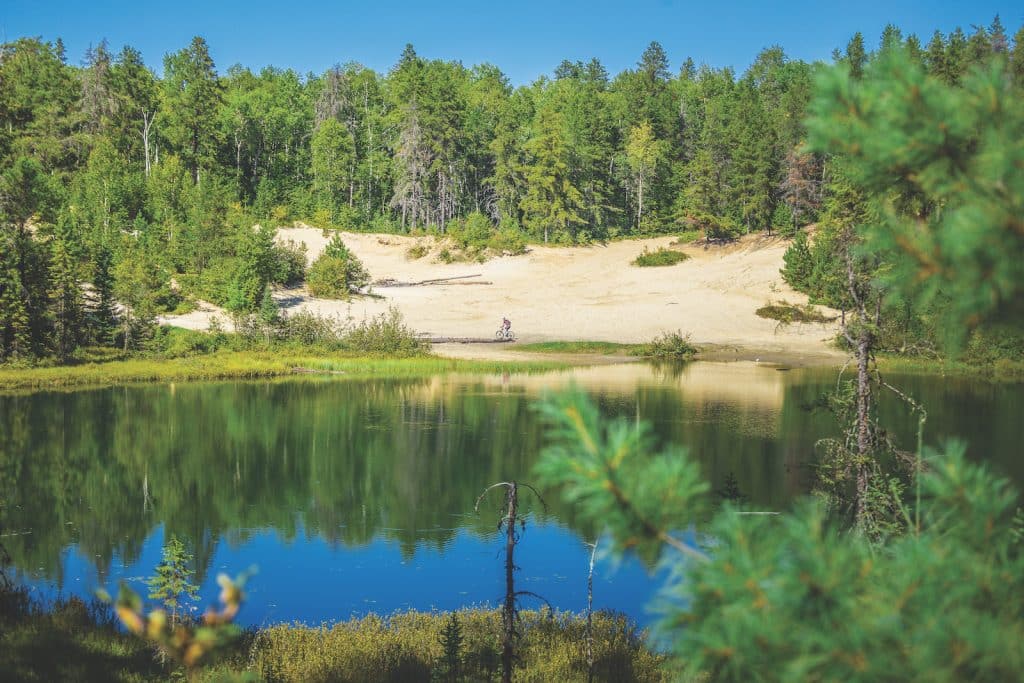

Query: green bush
(632, 247), (689, 267)
(306, 236), (369, 299)
(672, 230), (701, 245)
(781, 231), (814, 291)
(756, 301), (835, 324)
(488, 226), (527, 255)
(272, 239), (307, 285)
(342, 308), (425, 356)
(682, 211), (741, 241)
(446, 211), (493, 251)
(405, 243), (429, 260)
(641, 330), (697, 358)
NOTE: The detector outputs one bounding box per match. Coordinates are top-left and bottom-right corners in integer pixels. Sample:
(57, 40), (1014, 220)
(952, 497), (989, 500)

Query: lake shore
(164, 227), (848, 360)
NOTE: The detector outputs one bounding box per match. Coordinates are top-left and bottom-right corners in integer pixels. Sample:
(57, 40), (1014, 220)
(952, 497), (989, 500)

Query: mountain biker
(501, 317), (511, 334)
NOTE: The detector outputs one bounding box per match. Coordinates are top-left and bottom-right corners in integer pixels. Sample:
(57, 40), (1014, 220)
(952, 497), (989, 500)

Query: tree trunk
(502, 482), (518, 683)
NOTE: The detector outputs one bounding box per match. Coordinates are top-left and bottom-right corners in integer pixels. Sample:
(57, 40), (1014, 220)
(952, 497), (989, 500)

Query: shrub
(672, 230), (701, 245)
(640, 330), (697, 358)
(306, 236), (369, 299)
(488, 226), (527, 255)
(756, 301), (835, 324)
(632, 247), (689, 267)
(342, 308), (425, 356)
(272, 239), (307, 285)
(405, 243), (429, 260)
(447, 212), (493, 251)
(682, 211), (741, 241)
(781, 230), (814, 291)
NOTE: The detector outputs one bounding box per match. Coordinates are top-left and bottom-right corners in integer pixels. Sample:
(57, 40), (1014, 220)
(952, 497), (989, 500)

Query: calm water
(1, 362), (1020, 628)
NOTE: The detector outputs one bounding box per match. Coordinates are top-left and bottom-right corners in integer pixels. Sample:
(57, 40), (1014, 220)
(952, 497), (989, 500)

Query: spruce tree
(147, 536), (199, 627)
(0, 229), (30, 361)
(48, 234), (81, 361)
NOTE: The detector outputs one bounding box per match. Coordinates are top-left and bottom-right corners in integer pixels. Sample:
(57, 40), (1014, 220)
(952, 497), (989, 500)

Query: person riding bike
(501, 317), (511, 334)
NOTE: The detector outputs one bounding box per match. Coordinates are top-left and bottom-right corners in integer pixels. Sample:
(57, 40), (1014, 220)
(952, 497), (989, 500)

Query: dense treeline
(1, 18), (1022, 362)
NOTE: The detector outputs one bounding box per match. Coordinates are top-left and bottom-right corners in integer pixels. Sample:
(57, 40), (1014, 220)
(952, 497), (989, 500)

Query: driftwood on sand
(373, 274), (491, 287)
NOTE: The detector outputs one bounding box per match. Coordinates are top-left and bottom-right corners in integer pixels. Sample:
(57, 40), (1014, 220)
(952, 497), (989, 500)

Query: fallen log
(423, 337), (517, 344)
(374, 274), (488, 287)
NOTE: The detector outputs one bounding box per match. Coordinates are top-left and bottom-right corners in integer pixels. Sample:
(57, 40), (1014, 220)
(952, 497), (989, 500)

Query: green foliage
(110, 570), (250, 675)
(640, 330), (697, 359)
(780, 231), (813, 290)
(240, 609), (668, 683)
(533, 391), (1024, 680)
(146, 536), (199, 627)
(631, 246), (689, 267)
(534, 387), (709, 565)
(446, 211), (492, 251)
(433, 612), (464, 683)
(338, 308), (426, 356)
(306, 248), (367, 299)
(756, 302), (834, 324)
(271, 239), (307, 285)
(806, 49), (1024, 350)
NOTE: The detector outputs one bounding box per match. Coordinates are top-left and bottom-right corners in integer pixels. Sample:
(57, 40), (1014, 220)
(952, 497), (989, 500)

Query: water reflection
(0, 362), (1019, 626)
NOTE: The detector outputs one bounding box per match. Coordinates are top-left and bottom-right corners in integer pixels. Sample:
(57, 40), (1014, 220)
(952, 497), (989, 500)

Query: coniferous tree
(161, 36), (223, 185)
(520, 106), (584, 243)
(147, 536), (199, 627)
(48, 233), (81, 361)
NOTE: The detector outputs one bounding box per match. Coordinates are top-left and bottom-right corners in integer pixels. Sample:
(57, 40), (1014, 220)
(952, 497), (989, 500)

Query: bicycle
(495, 327), (516, 341)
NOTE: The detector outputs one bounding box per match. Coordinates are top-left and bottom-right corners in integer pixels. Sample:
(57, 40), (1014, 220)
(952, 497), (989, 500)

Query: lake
(1, 361), (1020, 629)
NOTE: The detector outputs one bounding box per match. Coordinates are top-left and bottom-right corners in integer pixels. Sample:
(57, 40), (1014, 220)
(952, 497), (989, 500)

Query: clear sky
(2, 1), (1020, 83)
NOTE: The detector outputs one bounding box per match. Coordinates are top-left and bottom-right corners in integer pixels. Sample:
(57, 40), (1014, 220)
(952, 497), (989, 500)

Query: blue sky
(2, 1), (1020, 83)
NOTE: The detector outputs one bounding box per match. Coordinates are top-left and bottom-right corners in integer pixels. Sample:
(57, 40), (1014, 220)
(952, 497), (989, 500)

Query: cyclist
(501, 317), (512, 335)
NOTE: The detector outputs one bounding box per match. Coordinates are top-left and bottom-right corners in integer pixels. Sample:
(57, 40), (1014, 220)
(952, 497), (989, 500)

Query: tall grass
(216, 609), (670, 683)
(0, 352), (568, 393)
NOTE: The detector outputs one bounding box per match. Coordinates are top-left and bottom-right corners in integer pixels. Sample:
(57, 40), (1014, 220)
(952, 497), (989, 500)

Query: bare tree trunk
(586, 540), (597, 683)
(502, 481), (518, 683)
(142, 110), (154, 177)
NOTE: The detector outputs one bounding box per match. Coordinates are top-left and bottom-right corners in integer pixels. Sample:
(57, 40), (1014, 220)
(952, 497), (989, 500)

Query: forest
(2, 17), (1022, 365)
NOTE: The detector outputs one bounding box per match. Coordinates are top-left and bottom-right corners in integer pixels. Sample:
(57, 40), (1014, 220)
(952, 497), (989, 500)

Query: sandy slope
(162, 227), (843, 362)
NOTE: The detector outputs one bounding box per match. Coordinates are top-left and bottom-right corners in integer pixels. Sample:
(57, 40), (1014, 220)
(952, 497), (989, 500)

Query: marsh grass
(511, 341), (647, 355)
(0, 352), (568, 392)
(214, 609), (671, 683)
(0, 586), (670, 683)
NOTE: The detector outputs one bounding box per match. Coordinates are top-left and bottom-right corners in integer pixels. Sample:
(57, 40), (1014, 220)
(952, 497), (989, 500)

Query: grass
(875, 354), (1024, 383)
(641, 331), (698, 359)
(0, 351), (569, 393)
(0, 586), (671, 683)
(756, 302), (836, 324)
(511, 341), (648, 355)
(632, 246), (690, 267)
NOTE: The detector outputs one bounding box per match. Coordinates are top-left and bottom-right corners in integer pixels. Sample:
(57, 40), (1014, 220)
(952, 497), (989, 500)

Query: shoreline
(2, 342), (1017, 395)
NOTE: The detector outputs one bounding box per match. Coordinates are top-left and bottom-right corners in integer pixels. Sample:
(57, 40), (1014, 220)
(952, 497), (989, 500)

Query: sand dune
(162, 227), (843, 363)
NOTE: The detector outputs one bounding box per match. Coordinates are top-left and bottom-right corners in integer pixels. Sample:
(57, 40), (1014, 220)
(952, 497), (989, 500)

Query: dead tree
(475, 481), (546, 683)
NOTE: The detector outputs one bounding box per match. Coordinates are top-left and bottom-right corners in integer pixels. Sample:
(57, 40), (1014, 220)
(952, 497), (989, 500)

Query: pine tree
(0, 229), (30, 361)
(162, 36), (224, 185)
(433, 613), (464, 682)
(147, 536), (199, 627)
(519, 107), (584, 243)
(48, 234), (81, 361)
(90, 246), (117, 346)
(844, 32), (867, 79)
